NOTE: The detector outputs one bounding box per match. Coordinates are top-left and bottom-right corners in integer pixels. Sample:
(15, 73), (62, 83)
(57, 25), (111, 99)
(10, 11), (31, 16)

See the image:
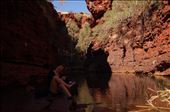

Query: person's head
(54, 65), (65, 74)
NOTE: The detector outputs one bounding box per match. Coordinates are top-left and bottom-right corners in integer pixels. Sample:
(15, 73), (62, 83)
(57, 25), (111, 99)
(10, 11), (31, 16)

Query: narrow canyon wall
(1, 0), (169, 88)
(0, 1), (72, 87)
(73, 0), (170, 75)
(104, 2), (170, 74)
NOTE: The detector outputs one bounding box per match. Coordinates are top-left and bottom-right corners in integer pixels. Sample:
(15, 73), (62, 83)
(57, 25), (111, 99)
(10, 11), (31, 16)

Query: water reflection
(108, 73), (158, 111)
(76, 80), (94, 112)
(77, 73), (170, 112)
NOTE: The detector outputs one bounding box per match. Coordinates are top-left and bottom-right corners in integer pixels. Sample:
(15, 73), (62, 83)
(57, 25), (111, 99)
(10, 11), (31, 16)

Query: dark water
(1, 73), (169, 112)
(77, 73), (170, 112)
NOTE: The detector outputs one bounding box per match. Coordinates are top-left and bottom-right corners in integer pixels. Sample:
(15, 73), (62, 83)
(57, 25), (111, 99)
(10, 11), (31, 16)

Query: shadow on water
(75, 43), (112, 112)
(84, 43), (112, 92)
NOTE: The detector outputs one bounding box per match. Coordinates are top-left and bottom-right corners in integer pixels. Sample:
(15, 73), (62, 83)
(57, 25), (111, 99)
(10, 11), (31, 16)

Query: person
(49, 65), (75, 98)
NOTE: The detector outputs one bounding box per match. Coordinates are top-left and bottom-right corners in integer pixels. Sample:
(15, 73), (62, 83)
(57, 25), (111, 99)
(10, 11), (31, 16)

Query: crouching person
(50, 65), (75, 98)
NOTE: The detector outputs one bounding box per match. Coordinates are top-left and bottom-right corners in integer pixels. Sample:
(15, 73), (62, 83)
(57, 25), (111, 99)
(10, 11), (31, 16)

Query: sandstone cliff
(103, 1), (170, 75)
(85, 0), (113, 20)
(1, 0), (169, 88)
(0, 0), (72, 87)
(84, 0), (169, 75)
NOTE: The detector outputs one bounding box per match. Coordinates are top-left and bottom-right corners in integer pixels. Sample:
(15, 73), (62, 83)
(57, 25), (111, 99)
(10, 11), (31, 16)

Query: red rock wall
(105, 2), (170, 75)
(59, 12), (94, 28)
(85, 0), (113, 20)
(0, 1), (71, 87)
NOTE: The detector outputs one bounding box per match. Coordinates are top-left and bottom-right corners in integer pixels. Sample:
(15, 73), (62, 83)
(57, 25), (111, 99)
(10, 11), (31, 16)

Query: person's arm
(54, 75), (71, 88)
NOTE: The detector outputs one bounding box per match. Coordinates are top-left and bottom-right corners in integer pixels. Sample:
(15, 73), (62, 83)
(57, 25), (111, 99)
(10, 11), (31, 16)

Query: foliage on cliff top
(65, 1), (158, 52)
(92, 0), (149, 41)
(65, 13), (92, 52)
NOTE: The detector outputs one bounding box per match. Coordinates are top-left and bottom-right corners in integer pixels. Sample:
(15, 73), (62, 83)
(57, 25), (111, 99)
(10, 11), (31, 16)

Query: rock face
(104, 2), (170, 75)
(0, 1), (72, 87)
(59, 12), (94, 28)
(85, 0), (113, 20)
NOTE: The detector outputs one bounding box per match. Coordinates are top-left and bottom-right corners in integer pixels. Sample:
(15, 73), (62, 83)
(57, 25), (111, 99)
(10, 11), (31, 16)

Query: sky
(51, 0), (90, 13)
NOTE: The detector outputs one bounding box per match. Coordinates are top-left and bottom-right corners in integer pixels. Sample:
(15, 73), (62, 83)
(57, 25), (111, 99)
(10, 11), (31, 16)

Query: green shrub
(74, 13), (83, 22)
(76, 22), (91, 52)
(92, 0), (148, 41)
(66, 19), (80, 40)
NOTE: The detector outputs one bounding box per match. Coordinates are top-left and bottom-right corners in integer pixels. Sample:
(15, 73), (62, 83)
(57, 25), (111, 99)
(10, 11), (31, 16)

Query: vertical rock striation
(0, 0), (72, 87)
